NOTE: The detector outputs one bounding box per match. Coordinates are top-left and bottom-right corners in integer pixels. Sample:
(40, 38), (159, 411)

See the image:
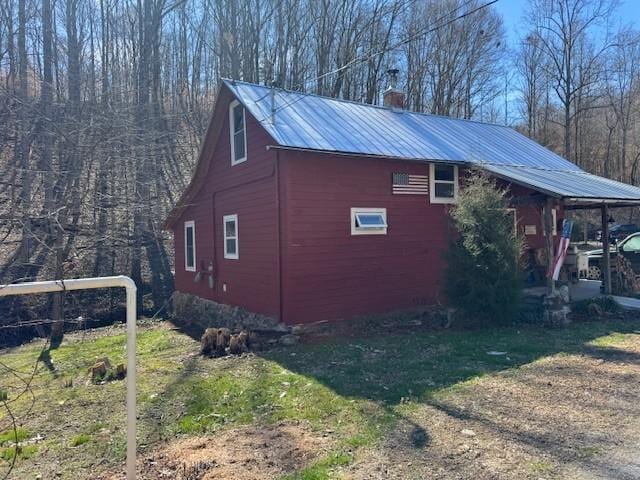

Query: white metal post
(0, 276), (137, 479)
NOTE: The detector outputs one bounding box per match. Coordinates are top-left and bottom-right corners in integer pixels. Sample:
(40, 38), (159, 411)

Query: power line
(255, 0), (499, 123)
(249, 0), (423, 105)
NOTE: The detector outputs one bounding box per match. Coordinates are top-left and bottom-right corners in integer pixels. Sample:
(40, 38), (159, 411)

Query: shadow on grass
(581, 343), (640, 365)
(262, 318), (640, 406)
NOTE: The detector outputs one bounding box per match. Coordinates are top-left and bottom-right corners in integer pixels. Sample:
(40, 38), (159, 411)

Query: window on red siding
(224, 214), (239, 259)
(351, 208), (387, 235)
(230, 100), (247, 165)
(430, 164), (459, 204)
(184, 221), (196, 271)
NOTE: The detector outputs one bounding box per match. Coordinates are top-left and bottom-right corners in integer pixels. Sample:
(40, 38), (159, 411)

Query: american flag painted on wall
(392, 173), (429, 195)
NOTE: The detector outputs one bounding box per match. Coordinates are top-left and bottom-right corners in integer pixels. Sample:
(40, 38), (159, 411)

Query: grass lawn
(0, 317), (639, 479)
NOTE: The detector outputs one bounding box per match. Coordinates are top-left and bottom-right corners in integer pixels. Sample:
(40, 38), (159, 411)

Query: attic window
(229, 100), (247, 165)
(351, 208), (387, 235)
(430, 164), (458, 204)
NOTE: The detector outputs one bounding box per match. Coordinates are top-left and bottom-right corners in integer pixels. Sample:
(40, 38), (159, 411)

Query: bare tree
(605, 28), (640, 181)
(402, 0), (505, 119)
(525, 0), (617, 164)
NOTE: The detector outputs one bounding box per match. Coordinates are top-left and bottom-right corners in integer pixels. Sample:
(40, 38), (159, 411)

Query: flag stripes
(392, 173), (429, 195)
(548, 219), (574, 281)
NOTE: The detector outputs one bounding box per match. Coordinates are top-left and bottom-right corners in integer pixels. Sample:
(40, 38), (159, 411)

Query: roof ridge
(222, 78), (514, 130)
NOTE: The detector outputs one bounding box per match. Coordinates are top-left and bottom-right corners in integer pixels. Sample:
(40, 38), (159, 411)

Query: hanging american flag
(548, 219), (574, 281)
(392, 173), (429, 195)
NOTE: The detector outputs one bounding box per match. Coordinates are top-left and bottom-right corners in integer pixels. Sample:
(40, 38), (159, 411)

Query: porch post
(601, 204), (612, 295)
(544, 196), (555, 294)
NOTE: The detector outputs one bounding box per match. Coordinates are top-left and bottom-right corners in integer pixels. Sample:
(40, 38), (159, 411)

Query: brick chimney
(383, 68), (404, 109)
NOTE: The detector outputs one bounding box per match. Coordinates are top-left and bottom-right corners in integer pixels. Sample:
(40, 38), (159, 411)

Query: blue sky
(490, 0), (640, 124)
(494, 0), (640, 45)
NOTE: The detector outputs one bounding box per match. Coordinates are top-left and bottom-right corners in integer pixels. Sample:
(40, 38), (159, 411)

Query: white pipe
(0, 275), (137, 480)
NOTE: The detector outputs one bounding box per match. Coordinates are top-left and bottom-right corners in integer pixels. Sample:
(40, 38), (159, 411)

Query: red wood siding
(171, 87), (566, 326)
(507, 184), (565, 250)
(279, 151), (454, 324)
(172, 88), (280, 318)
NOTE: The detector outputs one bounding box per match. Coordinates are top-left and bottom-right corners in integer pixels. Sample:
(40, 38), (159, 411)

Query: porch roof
(481, 164), (640, 207)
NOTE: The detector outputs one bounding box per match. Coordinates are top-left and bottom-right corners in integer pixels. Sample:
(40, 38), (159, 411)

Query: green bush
(444, 171), (524, 324)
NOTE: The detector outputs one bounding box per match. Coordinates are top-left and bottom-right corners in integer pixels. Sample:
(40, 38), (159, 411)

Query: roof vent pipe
(383, 68), (404, 109)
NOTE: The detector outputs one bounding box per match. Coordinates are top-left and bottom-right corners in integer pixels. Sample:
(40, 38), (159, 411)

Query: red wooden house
(165, 79), (640, 326)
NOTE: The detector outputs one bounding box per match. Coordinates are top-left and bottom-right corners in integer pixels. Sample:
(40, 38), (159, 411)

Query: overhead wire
(252, 0), (499, 123)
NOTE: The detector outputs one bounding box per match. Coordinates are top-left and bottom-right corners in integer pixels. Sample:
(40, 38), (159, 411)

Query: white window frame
(223, 214), (239, 259)
(429, 163), (459, 204)
(350, 207), (387, 235)
(184, 220), (196, 272)
(229, 100), (247, 165)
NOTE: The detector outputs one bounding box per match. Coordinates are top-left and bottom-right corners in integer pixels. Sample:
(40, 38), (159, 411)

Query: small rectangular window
(184, 221), (196, 272)
(430, 164), (458, 204)
(351, 208), (387, 235)
(224, 214), (239, 259)
(229, 100), (247, 165)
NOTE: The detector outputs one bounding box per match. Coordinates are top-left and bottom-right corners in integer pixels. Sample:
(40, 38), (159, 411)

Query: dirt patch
(101, 421), (332, 480)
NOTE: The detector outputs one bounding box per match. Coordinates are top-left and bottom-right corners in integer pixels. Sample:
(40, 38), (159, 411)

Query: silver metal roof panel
(483, 164), (640, 202)
(224, 79), (640, 202)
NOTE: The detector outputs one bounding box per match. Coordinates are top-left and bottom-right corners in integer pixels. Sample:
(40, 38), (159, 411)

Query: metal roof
(224, 79), (640, 203)
(482, 164), (640, 204)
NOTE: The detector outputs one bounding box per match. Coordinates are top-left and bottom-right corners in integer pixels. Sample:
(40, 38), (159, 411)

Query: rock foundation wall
(172, 292), (289, 333)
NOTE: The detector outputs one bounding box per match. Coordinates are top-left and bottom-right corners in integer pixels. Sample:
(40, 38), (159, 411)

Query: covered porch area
(481, 163), (640, 302)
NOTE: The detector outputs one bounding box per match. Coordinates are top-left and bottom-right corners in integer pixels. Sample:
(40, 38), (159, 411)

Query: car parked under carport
(585, 233), (640, 280)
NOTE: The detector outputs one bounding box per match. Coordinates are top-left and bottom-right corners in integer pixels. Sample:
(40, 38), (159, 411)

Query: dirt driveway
(345, 332), (640, 480)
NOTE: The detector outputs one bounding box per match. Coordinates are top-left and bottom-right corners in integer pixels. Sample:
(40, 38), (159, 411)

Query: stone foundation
(542, 286), (571, 327)
(172, 292), (289, 333)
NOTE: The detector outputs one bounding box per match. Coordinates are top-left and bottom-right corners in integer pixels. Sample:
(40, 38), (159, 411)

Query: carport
(480, 163), (640, 295)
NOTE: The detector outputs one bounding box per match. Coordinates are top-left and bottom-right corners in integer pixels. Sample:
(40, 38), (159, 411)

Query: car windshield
(622, 235), (640, 251)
